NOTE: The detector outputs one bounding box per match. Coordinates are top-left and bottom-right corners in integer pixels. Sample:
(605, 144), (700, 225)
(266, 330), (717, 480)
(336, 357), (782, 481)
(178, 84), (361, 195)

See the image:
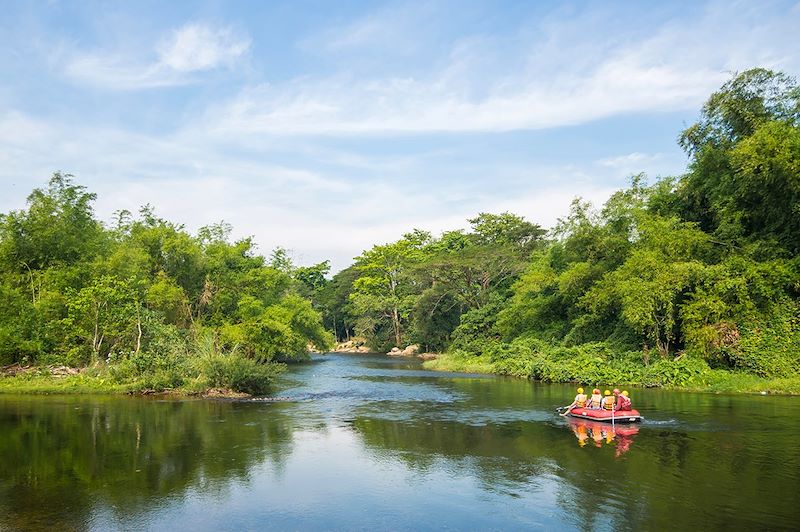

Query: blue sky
(2, 0), (799, 271)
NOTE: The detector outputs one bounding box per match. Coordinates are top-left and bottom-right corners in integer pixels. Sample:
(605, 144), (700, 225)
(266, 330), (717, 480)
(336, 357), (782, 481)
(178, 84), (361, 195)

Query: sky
(1, 0), (799, 271)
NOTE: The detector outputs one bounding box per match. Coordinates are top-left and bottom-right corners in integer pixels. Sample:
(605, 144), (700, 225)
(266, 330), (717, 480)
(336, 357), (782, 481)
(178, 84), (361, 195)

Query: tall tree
(351, 231), (430, 348)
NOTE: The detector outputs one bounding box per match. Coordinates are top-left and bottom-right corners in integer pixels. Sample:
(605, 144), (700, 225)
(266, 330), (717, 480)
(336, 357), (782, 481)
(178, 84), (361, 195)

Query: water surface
(1, 353), (798, 530)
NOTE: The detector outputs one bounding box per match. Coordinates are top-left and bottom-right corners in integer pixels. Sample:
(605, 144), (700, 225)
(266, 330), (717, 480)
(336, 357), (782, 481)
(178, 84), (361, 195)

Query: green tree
(678, 68), (800, 251)
(0, 173), (105, 272)
(351, 231), (430, 348)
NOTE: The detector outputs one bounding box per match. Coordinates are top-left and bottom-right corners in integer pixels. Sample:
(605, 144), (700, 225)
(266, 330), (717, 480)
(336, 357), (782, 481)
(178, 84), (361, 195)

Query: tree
(679, 68), (799, 154)
(318, 265), (360, 341)
(468, 212), (546, 253)
(65, 276), (141, 363)
(293, 260), (330, 305)
(0, 173), (104, 272)
(351, 232), (430, 348)
(0, 174), (332, 375)
(677, 69), (800, 251)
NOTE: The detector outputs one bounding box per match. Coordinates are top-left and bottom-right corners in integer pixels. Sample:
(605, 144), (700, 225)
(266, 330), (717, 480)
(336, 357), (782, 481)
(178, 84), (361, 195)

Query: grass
(423, 354), (495, 374)
(424, 352), (800, 395)
(679, 369), (800, 394)
(0, 357), (283, 397)
(0, 372), (132, 395)
(0, 372), (260, 396)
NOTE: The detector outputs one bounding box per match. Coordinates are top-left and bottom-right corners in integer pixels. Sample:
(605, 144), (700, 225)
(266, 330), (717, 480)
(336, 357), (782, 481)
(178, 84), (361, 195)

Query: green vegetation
(0, 177), (332, 395)
(322, 68), (800, 394)
(2, 68), (798, 395)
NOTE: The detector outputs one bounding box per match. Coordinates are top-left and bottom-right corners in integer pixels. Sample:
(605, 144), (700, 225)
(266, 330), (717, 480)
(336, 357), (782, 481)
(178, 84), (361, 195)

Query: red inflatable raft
(567, 408), (642, 423)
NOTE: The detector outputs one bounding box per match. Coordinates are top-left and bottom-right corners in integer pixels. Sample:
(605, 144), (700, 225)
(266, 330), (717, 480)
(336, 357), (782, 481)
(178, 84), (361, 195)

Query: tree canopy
(0, 177), (332, 392)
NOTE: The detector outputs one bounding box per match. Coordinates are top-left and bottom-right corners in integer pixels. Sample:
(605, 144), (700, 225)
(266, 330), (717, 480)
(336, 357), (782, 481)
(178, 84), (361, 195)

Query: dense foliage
(323, 68), (800, 387)
(0, 178), (332, 393)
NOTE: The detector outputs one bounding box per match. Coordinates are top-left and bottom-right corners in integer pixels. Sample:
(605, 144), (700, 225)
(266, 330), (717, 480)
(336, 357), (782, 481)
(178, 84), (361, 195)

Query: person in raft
(601, 390), (616, 411)
(560, 387), (588, 416)
(587, 388), (603, 409)
(614, 389), (632, 411)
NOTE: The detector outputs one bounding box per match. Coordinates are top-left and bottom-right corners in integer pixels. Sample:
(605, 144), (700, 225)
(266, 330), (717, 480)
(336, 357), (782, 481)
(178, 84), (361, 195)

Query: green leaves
(678, 69), (800, 253)
(0, 173), (104, 272)
(0, 175), (332, 378)
(351, 235), (428, 348)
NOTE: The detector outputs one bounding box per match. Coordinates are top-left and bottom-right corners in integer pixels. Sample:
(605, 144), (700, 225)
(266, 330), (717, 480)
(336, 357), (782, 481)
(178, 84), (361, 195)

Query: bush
(639, 356), (710, 387)
(106, 322), (189, 390)
(470, 335), (714, 388)
(732, 302), (800, 377)
(0, 329), (40, 366)
(194, 352), (284, 395)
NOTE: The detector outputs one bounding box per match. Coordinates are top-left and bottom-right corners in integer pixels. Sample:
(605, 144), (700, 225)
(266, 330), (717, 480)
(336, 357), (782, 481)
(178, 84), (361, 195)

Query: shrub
(731, 301), (800, 377)
(194, 352), (284, 395)
(640, 356), (710, 387)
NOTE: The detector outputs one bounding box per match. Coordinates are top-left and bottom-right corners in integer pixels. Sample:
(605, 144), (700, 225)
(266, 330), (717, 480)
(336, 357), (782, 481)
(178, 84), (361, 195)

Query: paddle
(611, 393), (616, 431)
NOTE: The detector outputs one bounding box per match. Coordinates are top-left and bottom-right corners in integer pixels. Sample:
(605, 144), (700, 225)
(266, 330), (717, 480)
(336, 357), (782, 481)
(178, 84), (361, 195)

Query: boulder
(402, 344), (420, 356)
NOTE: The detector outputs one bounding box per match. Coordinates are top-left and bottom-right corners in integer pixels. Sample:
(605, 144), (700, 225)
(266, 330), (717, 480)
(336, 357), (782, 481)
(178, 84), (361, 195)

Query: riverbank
(5, 352), (798, 396)
(0, 360), (279, 397)
(423, 353), (800, 395)
(0, 371), (255, 397)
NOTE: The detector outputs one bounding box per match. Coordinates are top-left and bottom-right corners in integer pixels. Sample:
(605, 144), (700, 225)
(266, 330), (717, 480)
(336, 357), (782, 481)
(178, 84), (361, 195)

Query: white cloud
(206, 1), (799, 136)
(63, 22), (250, 89)
(0, 108), (632, 271)
(596, 153), (668, 179)
(301, 3), (436, 55)
(598, 153), (659, 168)
(205, 71), (697, 136)
(157, 23), (250, 72)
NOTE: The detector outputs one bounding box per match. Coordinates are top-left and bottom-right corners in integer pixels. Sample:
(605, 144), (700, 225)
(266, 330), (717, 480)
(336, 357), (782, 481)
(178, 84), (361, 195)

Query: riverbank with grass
(423, 350), (800, 395)
(0, 348), (285, 397)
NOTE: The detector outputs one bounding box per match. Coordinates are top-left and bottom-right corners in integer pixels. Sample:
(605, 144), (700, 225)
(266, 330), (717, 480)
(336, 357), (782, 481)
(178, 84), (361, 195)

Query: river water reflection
(1, 353), (798, 530)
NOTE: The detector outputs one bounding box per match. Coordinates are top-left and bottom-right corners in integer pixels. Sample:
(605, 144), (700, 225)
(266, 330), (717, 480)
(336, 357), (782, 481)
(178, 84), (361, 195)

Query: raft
(567, 408), (642, 423)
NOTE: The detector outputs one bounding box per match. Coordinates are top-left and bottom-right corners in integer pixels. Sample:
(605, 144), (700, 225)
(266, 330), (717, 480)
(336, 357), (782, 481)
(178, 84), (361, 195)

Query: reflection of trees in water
(352, 417), (559, 492)
(351, 409), (800, 531)
(0, 397), (296, 531)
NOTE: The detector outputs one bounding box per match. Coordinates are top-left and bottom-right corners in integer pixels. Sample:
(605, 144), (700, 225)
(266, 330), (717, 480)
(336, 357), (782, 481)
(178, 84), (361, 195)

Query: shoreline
(422, 353), (800, 395)
(0, 364), (258, 398)
(4, 351), (798, 396)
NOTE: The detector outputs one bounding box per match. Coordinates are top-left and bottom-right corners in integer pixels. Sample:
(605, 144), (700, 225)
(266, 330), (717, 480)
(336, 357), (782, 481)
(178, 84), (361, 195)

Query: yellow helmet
(577, 387), (584, 394)
(622, 390), (629, 397)
(604, 390), (611, 396)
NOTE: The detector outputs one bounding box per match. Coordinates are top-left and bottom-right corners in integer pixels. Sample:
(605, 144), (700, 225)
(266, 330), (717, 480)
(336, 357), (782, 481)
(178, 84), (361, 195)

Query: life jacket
(575, 393), (588, 407)
(617, 394), (632, 411)
(602, 396), (615, 410)
(588, 394), (602, 408)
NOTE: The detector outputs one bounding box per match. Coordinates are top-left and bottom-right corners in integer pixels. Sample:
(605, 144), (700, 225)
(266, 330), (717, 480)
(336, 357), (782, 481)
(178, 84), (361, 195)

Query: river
(1, 353), (798, 530)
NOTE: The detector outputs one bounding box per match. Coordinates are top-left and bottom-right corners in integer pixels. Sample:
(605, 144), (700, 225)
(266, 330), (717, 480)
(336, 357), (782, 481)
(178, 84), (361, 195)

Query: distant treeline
(315, 68), (800, 387)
